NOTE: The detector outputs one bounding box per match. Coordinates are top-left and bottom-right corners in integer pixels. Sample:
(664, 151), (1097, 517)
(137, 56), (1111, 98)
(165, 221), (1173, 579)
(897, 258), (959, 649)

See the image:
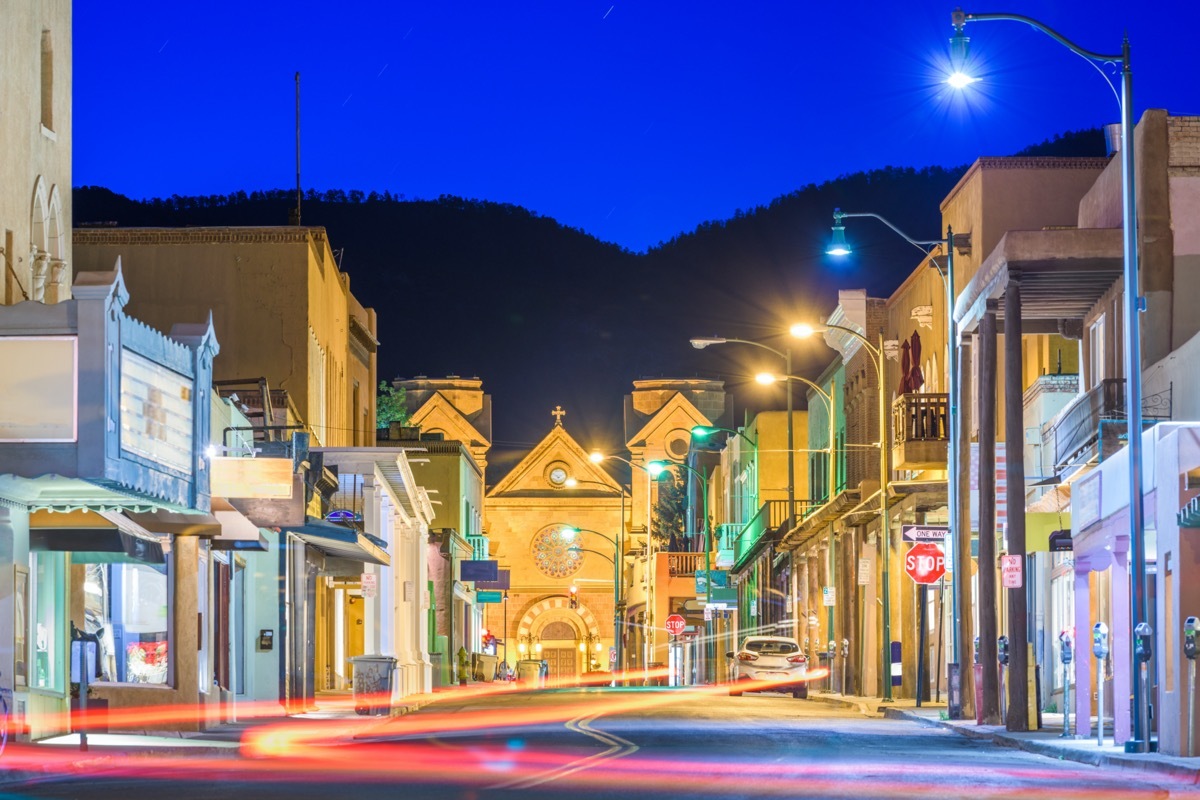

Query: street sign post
(476, 590), (503, 603)
(901, 524), (949, 542)
(904, 542), (946, 585)
(1000, 554), (1023, 589)
(665, 613), (686, 637)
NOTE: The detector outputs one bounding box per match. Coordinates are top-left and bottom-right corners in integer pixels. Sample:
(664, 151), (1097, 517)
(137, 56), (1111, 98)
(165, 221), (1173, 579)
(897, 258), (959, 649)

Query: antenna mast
(292, 72), (302, 226)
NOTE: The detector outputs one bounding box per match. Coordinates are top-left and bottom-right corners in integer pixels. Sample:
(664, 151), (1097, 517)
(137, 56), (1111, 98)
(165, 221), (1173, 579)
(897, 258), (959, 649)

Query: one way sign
(901, 525), (949, 542)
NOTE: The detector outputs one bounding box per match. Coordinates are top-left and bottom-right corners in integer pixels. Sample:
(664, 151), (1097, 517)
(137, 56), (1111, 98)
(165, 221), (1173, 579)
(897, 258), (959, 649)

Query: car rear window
(745, 640), (799, 655)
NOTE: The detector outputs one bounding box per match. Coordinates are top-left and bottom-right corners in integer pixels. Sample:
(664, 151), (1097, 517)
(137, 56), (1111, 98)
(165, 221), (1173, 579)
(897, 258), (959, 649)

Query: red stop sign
(904, 542), (946, 584)
(665, 614), (686, 636)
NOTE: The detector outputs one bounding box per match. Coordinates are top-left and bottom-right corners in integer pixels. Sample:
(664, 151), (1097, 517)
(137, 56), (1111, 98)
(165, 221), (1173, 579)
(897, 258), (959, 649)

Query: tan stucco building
(2, 0), (72, 306)
(72, 227), (378, 448)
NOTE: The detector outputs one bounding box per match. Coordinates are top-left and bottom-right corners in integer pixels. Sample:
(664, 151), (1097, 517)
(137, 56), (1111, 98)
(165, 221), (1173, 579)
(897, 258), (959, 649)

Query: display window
(31, 552), (65, 692)
(81, 560), (171, 685)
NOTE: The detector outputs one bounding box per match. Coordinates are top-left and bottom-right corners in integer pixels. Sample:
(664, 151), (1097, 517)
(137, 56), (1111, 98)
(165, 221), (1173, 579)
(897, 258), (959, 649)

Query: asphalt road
(6, 687), (1198, 800)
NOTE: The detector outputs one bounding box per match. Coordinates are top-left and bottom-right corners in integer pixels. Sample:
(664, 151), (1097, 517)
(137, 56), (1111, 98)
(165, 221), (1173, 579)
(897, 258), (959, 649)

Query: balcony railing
(891, 392), (949, 470)
(1051, 379), (1172, 471)
(668, 552), (704, 576)
(733, 499), (816, 569)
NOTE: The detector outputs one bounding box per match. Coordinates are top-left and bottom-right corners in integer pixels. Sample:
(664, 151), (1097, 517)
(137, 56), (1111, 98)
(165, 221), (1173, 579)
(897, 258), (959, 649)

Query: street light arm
(795, 322), (882, 359)
(566, 526), (619, 548)
(954, 9), (1124, 63)
(834, 210), (945, 252)
(693, 424), (757, 450)
(568, 546), (615, 565)
(690, 335), (787, 361)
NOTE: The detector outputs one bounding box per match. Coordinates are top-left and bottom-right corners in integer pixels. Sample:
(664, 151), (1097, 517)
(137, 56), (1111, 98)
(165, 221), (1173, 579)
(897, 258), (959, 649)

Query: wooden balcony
(891, 393), (948, 471)
(668, 552), (704, 576)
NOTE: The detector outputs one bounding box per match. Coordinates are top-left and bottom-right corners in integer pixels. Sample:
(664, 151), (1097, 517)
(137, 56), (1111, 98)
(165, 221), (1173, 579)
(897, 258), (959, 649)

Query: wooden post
(978, 302), (1001, 724)
(1005, 277), (1029, 732)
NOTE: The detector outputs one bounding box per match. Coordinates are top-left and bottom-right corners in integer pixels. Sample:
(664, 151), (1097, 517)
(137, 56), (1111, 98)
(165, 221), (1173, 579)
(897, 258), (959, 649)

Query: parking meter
(1093, 622), (1109, 746)
(1134, 622), (1153, 663)
(1185, 617), (1198, 660)
(1059, 630), (1073, 665)
(973, 636), (980, 665)
(842, 638), (849, 658)
(997, 635), (1010, 665)
(1092, 622), (1109, 659)
(804, 636), (810, 652)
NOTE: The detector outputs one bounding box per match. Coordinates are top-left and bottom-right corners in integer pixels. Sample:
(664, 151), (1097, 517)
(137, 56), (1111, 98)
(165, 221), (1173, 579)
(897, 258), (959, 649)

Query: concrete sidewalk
(809, 690), (1200, 784)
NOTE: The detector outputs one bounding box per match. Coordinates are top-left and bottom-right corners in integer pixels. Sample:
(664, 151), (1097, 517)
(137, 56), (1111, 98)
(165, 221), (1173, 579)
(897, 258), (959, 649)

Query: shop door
(543, 648), (577, 680)
(346, 594), (365, 662)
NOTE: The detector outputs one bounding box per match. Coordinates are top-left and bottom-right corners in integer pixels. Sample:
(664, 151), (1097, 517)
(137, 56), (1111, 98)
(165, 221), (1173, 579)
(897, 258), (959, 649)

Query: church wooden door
(540, 621), (578, 681)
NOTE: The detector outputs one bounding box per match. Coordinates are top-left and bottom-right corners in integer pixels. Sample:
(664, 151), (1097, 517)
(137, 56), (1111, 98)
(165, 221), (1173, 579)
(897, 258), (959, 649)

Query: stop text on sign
(904, 542), (946, 584)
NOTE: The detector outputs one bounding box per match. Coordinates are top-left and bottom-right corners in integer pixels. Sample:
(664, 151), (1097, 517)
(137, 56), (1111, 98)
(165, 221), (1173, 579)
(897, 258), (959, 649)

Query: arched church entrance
(538, 620), (578, 680)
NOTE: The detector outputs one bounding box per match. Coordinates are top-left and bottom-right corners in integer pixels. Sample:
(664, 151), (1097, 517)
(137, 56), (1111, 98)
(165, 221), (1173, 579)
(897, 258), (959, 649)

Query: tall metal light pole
(566, 477), (628, 672)
(827, 209), (963, 716)
(565, 527), (621, 675)
(793, 322), (891, 701)
(648, 459), (712, 682)
(948, 8), (1147, 749)
(690, 337), (796, 526)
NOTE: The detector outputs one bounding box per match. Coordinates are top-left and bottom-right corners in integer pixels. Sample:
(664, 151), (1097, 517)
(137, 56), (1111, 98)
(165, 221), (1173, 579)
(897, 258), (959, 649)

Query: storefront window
(82, 561), (170, 685)
(31, 552), (65, 692)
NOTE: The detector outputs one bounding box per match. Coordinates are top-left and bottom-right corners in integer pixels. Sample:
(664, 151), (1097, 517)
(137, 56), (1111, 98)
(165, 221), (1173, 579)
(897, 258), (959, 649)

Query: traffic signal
(568, 585), (579, 609)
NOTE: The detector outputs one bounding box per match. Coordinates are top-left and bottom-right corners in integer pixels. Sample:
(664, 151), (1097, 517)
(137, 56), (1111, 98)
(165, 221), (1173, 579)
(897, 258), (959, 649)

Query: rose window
(531, 525), (583, 579)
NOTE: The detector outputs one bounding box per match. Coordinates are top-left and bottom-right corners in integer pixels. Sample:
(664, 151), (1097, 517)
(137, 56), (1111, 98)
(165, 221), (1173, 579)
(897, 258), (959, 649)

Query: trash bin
(517, 659), (546, 687)
(473, 653), (499, 683)
(349, 655), (397, 716)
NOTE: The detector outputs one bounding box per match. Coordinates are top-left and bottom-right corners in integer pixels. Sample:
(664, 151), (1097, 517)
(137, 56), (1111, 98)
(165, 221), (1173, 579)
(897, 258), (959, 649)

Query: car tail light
(786, 654), (808, 664)
(736, 652), (759, 662)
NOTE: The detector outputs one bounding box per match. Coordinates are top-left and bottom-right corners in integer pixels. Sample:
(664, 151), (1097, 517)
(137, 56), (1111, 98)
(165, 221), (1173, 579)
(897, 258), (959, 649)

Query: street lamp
(690, 336), (797, 527)
(754, 372), (836, 506)
(648, 458), (715, 683)
(948, 7), (1148, 749)
(825, 208), (965, 715)
(564, 476), (628, 671)
(792, 321), (893, 702)
(692, 424), (758, 526)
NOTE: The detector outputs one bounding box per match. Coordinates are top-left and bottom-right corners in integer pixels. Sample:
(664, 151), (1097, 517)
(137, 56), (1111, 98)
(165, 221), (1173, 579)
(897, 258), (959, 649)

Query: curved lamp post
(755, 372), (836, 506)
(564, 477), (628, 671)
(692, 424), (758, 526)
(690, 337), (797, 528)
(792, 321), (893, 702)
(826, 209), (964, 712)
(947, 8), (1147, 748)
(648, 458), (714, 683)
(566, 530), (621, 678)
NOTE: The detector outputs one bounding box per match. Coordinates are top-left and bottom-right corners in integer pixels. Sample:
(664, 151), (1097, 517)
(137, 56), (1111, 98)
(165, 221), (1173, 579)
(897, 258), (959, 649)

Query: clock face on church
(531, 524), (583, 579)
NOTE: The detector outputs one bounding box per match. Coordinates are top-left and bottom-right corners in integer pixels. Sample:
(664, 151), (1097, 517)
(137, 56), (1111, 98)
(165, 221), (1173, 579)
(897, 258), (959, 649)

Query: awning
(29, 509), (170, 564)
(128, 508), (222, 537)
(211, 497), (269, 551)
(284, 520), (390, 566)
(780, 489), (861, 551)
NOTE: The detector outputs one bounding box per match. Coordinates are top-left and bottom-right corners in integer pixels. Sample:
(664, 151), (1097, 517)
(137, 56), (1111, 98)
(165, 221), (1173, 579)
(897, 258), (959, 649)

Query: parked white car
(727, 636), (809, 699)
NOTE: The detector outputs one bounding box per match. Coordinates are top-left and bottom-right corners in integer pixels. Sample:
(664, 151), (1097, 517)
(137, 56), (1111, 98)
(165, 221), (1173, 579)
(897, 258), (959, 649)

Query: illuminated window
(83, 560), (170, 685)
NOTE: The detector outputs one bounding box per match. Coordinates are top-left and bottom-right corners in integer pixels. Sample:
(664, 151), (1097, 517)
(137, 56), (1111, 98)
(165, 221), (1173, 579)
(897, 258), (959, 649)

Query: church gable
(410, 392), (490, 448)
(625, 391), (712, 454)
(489, 409), (620, 498)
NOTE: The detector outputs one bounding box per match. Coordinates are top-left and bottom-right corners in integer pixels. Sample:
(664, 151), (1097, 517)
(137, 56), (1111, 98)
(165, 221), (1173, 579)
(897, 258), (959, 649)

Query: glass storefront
(81, 560), (170, 685)
(31, 552), (65, 692)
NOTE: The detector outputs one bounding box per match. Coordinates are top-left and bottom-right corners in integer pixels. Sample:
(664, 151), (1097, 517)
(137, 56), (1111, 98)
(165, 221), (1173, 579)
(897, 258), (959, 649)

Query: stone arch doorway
(518, 597), (600, 682)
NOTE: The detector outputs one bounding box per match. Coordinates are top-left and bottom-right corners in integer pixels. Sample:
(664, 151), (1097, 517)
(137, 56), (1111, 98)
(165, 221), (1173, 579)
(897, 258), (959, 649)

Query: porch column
(1005, 276), (1030, 732)
(808, 553), (821, 662)
(1112, 549), (1132, 744)
(978, 301), (1001, 723)
(1073, 565), (1092, 737)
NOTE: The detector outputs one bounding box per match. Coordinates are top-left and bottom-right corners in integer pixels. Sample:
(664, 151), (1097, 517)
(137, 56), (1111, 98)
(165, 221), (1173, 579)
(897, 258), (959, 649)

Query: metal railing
(733, 499), (816, 568)
(1051, 379), (1172, 470)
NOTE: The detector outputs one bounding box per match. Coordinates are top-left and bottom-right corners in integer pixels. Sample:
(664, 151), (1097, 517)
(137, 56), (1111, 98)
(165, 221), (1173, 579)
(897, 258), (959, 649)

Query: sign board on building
(1075, 472), (1102, 529)
(1048, 530), (1073, 552)
(476, 590), (503, 603)
(665, 614), (686, 636)
(360, 572), (377, 599)
(475, 569), (511, 591)
(904, 542), (946, 584)
(858, 557), (872, 585)
(211, 457), (295, 499)
(0, 336), (76, 442)
(822, 586), (836, 606)
(120, 349), (195, 473)
(1000, 554), (1023, 588)
(695, 569), (729, 595)
(901, 524), (949, 542)
(460, 560), (499, 582)
(609, 647), (617, 663)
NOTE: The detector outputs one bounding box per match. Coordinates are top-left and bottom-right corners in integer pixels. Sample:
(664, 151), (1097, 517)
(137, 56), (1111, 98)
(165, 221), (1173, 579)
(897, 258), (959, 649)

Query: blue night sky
(75, 1), (1200, 253)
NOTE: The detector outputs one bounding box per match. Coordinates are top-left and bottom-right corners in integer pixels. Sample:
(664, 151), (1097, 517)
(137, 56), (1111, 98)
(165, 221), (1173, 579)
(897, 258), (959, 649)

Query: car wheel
(729, 689), (742, 697)
(793, 688), (808, 699)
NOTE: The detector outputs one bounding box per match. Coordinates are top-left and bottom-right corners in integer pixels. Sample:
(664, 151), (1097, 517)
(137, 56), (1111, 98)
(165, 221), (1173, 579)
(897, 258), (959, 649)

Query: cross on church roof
(551, 405), (566, 426)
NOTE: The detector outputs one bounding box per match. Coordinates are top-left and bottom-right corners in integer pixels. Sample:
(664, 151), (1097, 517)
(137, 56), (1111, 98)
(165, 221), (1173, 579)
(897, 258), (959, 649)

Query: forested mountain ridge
(74, 127), (1105, 463)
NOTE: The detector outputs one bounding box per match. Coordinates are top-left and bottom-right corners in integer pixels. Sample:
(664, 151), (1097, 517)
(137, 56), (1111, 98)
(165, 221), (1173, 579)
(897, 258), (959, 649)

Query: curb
(882, 707), (1200, 784)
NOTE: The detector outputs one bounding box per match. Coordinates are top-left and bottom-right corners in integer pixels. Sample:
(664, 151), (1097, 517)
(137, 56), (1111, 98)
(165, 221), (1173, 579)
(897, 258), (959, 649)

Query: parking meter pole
(1093, 622), (1109, 747)
(842, 639), (849, 696)
(1059, 632), (1073, 738)
(1185, 617), (1197, 756)
(917, 584), (927, 708)
(997, 636), (1009, 726)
